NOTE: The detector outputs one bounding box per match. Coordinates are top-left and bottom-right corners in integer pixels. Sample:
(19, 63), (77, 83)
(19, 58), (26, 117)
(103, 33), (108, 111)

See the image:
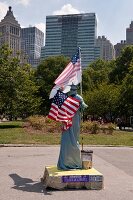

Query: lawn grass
(0, 121), (133, 146)
(80, 132), (133, 146)
(0, 121), (60, 145)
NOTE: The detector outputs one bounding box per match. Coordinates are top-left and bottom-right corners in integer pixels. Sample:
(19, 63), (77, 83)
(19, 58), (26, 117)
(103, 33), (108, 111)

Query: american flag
(49, 47), (82, 99)
(48, 90), (80, 130)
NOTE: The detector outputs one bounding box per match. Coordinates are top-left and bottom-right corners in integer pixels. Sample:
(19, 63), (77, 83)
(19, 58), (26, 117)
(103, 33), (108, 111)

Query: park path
(0, 146), (133, 200)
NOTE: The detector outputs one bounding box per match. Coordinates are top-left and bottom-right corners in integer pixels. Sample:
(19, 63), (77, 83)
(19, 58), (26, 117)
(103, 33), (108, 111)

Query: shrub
(81, 121), (93, 133)
(81, 121), (116, 134)
(26, 115), (62, 133)
(99, 123), (116, 134)
(26, 116), (116, 135)
(81, 121), (100, 134)
(106, 123), (116, 135)
(90, 121), (100, 134)
(27, 115), (45, 130)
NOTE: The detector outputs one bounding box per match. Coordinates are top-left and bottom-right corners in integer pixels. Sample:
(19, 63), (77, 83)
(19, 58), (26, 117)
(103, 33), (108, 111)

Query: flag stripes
(55, 60), (81, 85)
(48, 94), (80, 130)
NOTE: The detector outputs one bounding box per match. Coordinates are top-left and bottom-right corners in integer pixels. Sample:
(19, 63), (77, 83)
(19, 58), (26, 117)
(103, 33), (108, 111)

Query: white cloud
(35, 22), (45, 33)
(53, 4), (81, 15)
(21, 25), (25, 28)
(14, 0), (31, 6)
(0, 2), (8, 21)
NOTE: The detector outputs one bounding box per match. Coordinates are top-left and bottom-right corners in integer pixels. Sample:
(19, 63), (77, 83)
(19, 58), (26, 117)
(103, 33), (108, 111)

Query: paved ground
(0, 146), (133, 200)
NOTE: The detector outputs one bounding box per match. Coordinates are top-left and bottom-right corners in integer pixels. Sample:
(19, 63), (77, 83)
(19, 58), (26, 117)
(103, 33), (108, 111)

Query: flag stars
(71, 52), (79, 64)
(53, 90), (68, 108)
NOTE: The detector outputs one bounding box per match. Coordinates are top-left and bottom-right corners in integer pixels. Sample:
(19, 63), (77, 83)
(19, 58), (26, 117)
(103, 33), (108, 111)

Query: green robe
(57, 94), (87, 170)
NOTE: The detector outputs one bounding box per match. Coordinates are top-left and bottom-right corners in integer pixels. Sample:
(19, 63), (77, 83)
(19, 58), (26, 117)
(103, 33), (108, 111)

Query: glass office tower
(45, 13), (98, 68)
(21, 27), (44, 67)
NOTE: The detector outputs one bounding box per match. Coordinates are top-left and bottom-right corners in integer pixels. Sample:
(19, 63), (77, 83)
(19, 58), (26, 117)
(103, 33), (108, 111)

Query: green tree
(84, 83), (120, 121)
(109, 45), (133, 84)
(83, 59), (113, 92)
(118, 66), (133, 118)
(0, 45), (41, 119)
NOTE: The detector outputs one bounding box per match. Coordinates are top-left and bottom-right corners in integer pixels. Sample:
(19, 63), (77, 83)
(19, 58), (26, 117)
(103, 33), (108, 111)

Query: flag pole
(79, 47), (82, 97)
(79, 47), (84, 151)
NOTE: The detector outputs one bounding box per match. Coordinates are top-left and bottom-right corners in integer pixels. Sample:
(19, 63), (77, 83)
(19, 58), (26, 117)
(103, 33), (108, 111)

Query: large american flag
(48, 90), (80, 130)
(49, 47), (82, 99)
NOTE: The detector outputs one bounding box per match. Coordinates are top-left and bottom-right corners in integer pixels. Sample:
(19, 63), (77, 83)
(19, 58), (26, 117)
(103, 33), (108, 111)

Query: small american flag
(48, 90), (80, 130)
(49, 47), (82, 99)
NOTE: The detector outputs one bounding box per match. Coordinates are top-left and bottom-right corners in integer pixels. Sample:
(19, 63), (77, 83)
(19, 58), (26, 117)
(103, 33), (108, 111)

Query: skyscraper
(45, 13), (98, 68)
(114, 40), (127, 58)
(96, 36), (115, 60)
(126, 21), (133, 44)
(114, 21), (133, 58)
(0, 6), (21, 57)
(21, 26), (44, 67)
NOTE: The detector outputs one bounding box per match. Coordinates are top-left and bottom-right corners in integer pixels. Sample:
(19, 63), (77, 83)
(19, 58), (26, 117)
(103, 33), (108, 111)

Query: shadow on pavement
(9, 173), (52, 195)
(9, 173), (89, 193)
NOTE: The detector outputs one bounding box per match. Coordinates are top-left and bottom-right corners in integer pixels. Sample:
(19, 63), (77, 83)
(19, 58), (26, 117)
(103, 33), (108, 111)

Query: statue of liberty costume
(57, 85), (88, 170)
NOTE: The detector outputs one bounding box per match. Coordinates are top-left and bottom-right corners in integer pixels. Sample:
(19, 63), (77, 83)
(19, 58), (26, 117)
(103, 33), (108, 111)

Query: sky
(0, 0), (133, 45)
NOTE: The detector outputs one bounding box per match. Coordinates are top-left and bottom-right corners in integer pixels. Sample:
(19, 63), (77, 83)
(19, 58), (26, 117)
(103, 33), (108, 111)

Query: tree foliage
(0, 45), (41, 119)
(83, 59), (112, 92)
(84, 83), (120, 121)
(0, 44), (133, 121)
(118, 66), (133, 117)
(82, 46), (133, 121)
(109, 46), (133, 84)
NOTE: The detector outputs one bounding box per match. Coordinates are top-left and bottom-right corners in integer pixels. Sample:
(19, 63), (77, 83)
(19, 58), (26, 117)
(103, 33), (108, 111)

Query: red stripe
(66, 98), (80, 108)
(62, 102), (77, 113)
(57, 115), (70, 119)
(56, 67), (81, 85)
(49, 108), (72, 121)
(49, 112), (70, 122)
(55, 65), (74, 84)
(69, 96), (80, 103)
(61, 104), (76, 113)
(55, 62), (73, 84)
(56, 62), (73, 78)
(62, 105), (79, 115)
(58, 109), (72, 117)
(55, 61), (81, 85)
(64, 97), (80, 109)
(60, 97), (80, 115)
(49, 109), (57, 116)
(56, 66), (81, 85)
(57, 116), (71, 121)
(55, 59), (80, 84)
(50, 106), (76, 119)
(56, 111), (70, 118)
(48, 115), (56, 121)
(51, 104), (58, 110)
(61, 107), (74, 116)
(49, 107), (77, 121)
